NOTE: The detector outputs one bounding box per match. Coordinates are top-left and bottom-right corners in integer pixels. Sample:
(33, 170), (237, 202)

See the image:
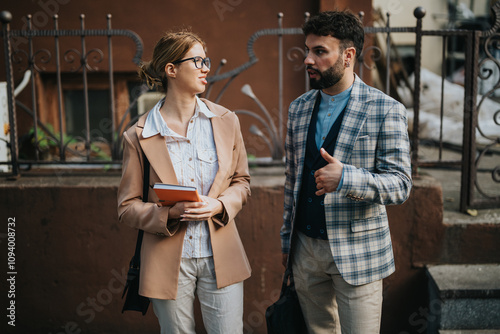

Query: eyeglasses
(172, 56), (211, 69)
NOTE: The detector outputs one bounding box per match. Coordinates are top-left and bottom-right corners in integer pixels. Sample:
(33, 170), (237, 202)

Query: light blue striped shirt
(143, 96), (218, 258)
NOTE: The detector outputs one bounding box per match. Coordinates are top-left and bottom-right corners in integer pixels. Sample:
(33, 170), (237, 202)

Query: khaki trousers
(292, 231), (383, 334)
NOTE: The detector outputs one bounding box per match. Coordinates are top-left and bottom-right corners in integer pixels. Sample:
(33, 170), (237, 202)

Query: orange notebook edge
(153, 186), (201, 206)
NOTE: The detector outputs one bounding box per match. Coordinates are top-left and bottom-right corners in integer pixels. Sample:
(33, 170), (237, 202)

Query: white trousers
(292, 231), (383, 334)
(150, 257), (244, 334)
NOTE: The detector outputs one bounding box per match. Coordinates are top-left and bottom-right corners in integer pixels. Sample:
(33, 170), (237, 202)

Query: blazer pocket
(352, 135), (371, 151)
(350, 135), (375, 169)
(350, 213), (387, 233)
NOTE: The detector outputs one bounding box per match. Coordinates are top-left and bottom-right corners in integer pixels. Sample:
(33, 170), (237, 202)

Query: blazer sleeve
(117, 130), (180, 236)
(212, 113), (251, 227)
(280, 102), (297, 254)
(337, 102), (412, 205)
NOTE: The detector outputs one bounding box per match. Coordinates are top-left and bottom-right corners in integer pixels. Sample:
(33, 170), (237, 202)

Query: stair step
(427, 264), (500, 331)
(440, 209), (500, 264)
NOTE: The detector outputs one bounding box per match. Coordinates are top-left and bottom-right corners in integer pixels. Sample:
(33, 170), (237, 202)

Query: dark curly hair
(303, 10), (364, 59)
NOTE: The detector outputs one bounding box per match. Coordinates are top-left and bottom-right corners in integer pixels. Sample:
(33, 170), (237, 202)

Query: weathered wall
(0, 172), (459, 334)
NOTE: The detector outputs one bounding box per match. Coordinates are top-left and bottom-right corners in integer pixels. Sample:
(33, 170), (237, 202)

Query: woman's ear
(165, 63), (176, 78)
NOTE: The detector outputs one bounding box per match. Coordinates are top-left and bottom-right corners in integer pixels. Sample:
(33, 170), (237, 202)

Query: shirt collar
(196, 96), (217, 118)
(142, 96), (216, 139)
(319, 84), (353, 104)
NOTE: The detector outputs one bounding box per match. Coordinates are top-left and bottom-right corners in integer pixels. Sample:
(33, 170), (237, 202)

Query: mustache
(306, 65), (320, 74)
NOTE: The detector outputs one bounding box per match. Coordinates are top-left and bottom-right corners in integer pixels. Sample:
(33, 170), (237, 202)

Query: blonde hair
(138, 29), (206, 92)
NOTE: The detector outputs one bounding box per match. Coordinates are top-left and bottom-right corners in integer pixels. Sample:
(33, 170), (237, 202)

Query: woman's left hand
(180, 196), (223, 221)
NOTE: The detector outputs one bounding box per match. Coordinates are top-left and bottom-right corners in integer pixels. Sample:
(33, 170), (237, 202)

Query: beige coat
(117, 99), (251, 300)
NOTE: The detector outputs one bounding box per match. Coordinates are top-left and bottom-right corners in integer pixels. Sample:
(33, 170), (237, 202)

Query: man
(280, 10), (412, 333)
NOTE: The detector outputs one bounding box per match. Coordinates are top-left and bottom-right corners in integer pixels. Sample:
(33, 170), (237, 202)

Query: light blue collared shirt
(143, 96), (218, 258)
(316, 86), (353, 190)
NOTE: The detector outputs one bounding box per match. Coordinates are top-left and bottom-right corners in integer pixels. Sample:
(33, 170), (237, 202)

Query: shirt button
(327, 113), (331, 117)
(331, 98), (335, 102)
(322, 136), (326, 140)
(189, 235), (193, 239)
(320, 201), (324, 206)
(320, 229), (324, 234)
(187, 140), (191, 144)
(308, 198), (312, 203)
(306, 225), (311, 230)
(190, 120), (193, 123)
(311, 171), (315, 176)
(191, 178), (194, 182)
(189, 157), (192, 161)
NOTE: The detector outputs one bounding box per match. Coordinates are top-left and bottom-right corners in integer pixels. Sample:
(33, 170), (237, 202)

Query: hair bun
(139, 62), (163, 89)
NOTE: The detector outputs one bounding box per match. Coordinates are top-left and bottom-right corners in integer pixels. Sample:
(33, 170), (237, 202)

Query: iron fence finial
(414, 7), (426, 20)
(0, 11), (12, 24)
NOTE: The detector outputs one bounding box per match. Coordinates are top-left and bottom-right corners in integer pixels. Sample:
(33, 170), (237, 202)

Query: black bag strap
(279, 247), (296, 298)
(130, 154), (150, 269)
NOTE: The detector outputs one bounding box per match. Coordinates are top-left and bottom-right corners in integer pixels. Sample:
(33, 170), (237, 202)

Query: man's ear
(165, 63), (176, 78)
(344, 46), (356, 64)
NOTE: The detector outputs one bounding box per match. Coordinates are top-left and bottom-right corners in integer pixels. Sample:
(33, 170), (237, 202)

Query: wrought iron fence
(0, 6), (499, 212)
(0, 11), (143, 175)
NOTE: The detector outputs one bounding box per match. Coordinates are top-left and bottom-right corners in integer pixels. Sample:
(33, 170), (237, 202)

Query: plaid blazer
(281, 75), (412, 286)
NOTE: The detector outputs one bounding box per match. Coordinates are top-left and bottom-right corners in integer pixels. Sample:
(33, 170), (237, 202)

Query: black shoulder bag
(121, 155), (151, 315)
(265, 254), (307, 333)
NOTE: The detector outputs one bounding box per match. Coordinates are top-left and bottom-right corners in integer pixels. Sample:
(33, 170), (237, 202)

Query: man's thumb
(320, 148), (336, 163)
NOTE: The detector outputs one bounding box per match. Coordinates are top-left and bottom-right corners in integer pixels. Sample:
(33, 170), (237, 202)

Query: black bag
(121, 156), (151, 315)
(265, 266), (307, 334)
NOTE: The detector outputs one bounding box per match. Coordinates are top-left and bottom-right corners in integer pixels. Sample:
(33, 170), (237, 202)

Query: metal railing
(410, 4), (500, 211)
(0, 11), (143, 176)
(1, 6), (499, 212)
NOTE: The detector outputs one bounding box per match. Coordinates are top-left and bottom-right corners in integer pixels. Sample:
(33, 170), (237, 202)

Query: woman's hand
(169, 196), (223, 221)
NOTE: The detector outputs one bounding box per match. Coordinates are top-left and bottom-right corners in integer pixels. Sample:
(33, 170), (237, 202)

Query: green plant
(28, 124), (111, 161)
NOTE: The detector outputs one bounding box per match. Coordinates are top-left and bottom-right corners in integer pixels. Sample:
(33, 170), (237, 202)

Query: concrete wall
(0, 171), (453, 334)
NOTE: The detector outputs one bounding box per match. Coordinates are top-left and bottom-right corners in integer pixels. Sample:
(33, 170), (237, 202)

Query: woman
(117, 30), (251, 333)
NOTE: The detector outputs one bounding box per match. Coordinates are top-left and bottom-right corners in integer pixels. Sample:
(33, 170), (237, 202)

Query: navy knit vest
(295, 94), (347, 239)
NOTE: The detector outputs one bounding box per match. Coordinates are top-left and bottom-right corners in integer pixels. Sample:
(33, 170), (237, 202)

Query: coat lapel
(334, 75), (371, 163)
(136, 113), (179, 185)
(201, 99), (232, 199)
(294, 91), (319, 195)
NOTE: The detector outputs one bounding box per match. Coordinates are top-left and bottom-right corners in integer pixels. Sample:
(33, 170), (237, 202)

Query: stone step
(439, 209), (500, 264)
(426, 264), (500, 332)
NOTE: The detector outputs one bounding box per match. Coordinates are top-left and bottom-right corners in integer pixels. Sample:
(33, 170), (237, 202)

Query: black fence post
(411, 7), (426, 178)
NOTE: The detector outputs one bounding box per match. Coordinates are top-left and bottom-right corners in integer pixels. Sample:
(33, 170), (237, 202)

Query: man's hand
(314, 148), (343, 196)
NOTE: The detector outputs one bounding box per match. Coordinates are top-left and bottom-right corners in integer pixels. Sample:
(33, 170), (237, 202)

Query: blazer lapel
(136, 113), (179, 185)
(334, 75), (371, 163)
(294, 91), (320, 194)
(207, 115), (232, 198)
(201, 99), (232, 198)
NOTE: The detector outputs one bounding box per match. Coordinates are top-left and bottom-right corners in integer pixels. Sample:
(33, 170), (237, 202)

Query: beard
(308, 56), (344, 90)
